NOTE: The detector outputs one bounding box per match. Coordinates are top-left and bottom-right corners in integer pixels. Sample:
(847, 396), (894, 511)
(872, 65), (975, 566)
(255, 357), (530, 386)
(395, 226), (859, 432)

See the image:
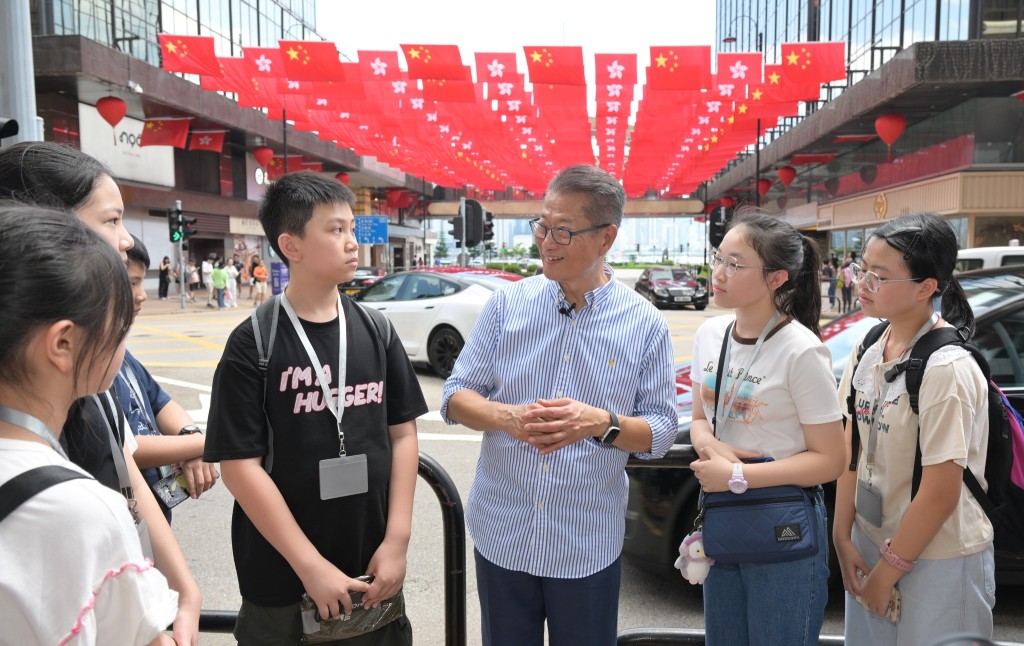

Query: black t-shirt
(204, 296), (427, 606)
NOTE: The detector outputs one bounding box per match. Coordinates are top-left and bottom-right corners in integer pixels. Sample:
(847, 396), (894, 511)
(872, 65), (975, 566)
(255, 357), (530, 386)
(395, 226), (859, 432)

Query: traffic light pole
(458, 197), (468, 268)
(177, 200), (187, 310)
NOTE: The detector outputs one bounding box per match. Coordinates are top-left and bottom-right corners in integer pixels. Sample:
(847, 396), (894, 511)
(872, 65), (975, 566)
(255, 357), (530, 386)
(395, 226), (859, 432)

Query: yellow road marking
(131, 324), (226, 352)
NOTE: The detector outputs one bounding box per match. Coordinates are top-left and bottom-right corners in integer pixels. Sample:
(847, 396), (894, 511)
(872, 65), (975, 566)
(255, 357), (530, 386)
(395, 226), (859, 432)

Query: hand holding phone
(856, 569), (901, 622)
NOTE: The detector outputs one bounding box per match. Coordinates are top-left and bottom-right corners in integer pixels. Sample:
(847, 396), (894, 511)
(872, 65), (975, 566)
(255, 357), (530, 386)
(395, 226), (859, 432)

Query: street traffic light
(709, 206), (730, 249)
(482, 210), (494, 242)
(167, 208), (182, 242)
(463, 199), (483, 249)
(448, 215), (464, 248)
(180, 213), (198, 240)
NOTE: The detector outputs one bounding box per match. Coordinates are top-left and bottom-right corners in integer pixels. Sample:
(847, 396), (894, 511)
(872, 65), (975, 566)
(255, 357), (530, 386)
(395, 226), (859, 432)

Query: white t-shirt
(838, 327), (993, 558)
(201, 260), (213, 278)
(0, 439), (178, 645)
(691, 315), (842, 459)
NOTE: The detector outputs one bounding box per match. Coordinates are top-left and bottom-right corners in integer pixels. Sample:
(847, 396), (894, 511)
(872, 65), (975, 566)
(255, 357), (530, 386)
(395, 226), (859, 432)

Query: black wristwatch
(599, 411), (621, 445)
(179, 424), (202, 436)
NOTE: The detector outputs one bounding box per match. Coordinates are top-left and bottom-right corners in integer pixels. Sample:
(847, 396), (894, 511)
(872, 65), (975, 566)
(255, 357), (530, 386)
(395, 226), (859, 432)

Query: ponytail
(786, 236), (823, 337)
(940, 278), (976, 338)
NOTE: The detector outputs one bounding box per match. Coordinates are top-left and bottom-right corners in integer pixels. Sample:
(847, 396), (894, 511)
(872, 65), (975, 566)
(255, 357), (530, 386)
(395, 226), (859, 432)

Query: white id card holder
(856, 479), (884, 527)
(319, 454), (368, 500)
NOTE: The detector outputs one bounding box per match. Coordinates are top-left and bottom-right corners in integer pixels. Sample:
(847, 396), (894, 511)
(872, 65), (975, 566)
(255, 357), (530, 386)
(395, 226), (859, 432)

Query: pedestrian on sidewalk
(823, 259), (837, 311)
(187, 259), (199, 303)
(202, 255), (215, 308)
(251, 256), (268, 307)
(159, 255), (172, 300)
(211, 260), (228, 310)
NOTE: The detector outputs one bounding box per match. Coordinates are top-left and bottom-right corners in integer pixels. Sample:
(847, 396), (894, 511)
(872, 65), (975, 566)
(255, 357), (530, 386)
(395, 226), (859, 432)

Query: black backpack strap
(849, 322), (889, 472)
(251, 295), (281, 474)
(0, 466), (89, 524)
(357, 302), (393, 349)
(711, 321), (734, 438)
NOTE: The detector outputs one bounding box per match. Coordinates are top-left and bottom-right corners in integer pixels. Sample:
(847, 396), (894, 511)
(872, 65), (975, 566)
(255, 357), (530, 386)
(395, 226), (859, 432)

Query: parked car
(635, 266), (709, 310)
(341, 266), (386, 295)
(626, 266), (1024, 586)
(956, 245), (1024, 273)
(355, 268), (522, 377)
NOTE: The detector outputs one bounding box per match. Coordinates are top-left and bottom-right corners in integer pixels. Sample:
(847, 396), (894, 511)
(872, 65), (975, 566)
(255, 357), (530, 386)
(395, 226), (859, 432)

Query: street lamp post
(722, 15), (764, 207)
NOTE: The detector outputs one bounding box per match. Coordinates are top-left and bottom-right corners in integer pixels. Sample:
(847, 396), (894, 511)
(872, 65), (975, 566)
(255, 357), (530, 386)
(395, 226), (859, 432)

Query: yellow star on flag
(738, 104), (748, 114)
(530, 50), (543, 63)
(655, 54), (668, 67)
(165, 42), (177, 54)
(727, 115), (735, 124)
(786, 50), (800, 66)
(287, 47), (299, 61)
(407, 48), (420, 59)
(752, 88), (763, 101)
(769, 71), (781, 84)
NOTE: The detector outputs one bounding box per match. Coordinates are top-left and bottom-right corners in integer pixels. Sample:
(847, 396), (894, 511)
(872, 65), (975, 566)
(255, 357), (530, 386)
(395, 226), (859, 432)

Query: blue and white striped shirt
(440, 266), (677, 578)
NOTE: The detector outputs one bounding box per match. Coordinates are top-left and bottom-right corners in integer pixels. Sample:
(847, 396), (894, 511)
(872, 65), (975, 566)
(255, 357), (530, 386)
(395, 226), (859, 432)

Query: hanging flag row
(155, 34), (846, 196)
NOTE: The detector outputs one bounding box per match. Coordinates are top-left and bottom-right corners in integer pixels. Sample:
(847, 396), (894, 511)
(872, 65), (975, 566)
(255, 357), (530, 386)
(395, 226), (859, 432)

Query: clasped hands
(510, 398), (605, 455)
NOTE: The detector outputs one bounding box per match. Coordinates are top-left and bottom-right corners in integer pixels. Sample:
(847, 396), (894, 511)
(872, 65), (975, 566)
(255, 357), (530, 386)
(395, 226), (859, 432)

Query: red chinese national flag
(762, 65), (822, 102)
(401, 44), (468, 81)
(523, 46), (586, 86)
(140, 118), (191, 148)
(474, 52), (518, 85)
(595, 54), (637, 85)
(159, 34), (222, 76)
(188, 130), (225, 153)
(780, 41), (846, 84)
(646, 46), (710, 90)
(279, 40), (347, 82)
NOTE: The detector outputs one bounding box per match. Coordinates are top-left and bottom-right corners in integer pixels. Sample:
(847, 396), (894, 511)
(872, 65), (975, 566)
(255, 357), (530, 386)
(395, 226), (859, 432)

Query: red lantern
(777, 166), (797, 189)
(720, 196), (737, 208)
(874, 113), (906, 162)
(335, 172), (351, 185)
(96, 96), (127, 129)
(253, 146), (274, 168)
(757, 178), (773, 196)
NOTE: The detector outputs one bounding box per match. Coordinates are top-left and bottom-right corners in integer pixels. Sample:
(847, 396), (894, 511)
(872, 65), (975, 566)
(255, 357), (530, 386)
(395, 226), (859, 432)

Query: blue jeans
(703, 488), (829, 646)
(216, 287), (225, 308)
(475, 549), (620, 646)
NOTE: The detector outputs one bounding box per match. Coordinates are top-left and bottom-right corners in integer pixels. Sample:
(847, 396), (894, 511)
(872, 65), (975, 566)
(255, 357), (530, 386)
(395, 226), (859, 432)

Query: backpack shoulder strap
(0, 466), (89, 524)
(356, 301), (393, 348)
(895, 326), (968, 414)
(849, 321), (890, 472)
(250, 295), (281, 473)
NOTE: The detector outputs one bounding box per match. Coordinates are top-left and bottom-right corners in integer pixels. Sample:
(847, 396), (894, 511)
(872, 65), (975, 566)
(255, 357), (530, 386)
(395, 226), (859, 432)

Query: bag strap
(712, 321), (734, 439)
(92, 389), (133, 501)
(0, 466), (89, 524)
(848, 321), (890, 472)
(251, 295), (281, 474)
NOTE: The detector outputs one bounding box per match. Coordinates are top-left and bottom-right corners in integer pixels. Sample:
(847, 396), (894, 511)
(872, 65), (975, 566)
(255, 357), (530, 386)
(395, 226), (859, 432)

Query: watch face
(728, 478), (748, 494)
(601, 426), (621, 444)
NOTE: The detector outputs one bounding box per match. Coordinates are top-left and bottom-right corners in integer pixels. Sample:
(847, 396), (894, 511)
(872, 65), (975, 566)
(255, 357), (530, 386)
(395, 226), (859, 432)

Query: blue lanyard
(0, 405), (68, 459)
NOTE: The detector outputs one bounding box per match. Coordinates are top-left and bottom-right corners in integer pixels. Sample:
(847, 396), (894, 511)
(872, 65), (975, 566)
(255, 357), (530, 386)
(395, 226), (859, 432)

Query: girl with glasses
(834, 213), (993, 644)
(690, 214), (845, 645)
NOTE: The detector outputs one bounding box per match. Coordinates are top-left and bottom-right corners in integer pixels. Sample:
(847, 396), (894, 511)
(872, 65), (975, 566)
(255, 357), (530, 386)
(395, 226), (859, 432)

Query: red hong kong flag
(595, 53), (638, 85)
(358, 50), (403, 82)
(779, 41), (846, 84)
(474, 52), (518, 85)
(188, 130), (226, 153)
(523, 46), (586, 86)
(140, 118), (191, 148)
(401, 44), (469, 81)
(279, 40), (347, 82)
(159, 34), (222, 76)
(716, 52), (763, 87)
(646, 46), (711, 91)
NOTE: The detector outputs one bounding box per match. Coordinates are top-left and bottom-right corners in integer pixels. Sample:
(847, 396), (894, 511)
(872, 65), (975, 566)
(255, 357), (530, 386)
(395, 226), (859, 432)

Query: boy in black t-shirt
(204, 172), (426, 645)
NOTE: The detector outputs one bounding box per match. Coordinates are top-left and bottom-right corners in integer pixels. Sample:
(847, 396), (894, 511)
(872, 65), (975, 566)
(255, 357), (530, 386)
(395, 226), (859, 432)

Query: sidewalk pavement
(140, 289), (263, 316)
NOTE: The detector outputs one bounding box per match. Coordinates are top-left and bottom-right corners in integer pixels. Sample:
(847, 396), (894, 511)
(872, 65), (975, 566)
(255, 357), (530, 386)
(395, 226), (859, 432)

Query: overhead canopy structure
(156, 35), (846, 198)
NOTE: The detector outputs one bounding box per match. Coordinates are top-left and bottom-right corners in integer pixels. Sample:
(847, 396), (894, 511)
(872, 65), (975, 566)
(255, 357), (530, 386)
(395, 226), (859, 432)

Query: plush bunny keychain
(674, 530), (714, 585)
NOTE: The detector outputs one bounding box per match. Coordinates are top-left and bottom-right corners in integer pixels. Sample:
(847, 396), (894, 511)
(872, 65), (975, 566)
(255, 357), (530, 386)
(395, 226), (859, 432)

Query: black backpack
(250, 292), (393, 474)
(0, 466), (89, 523)
(847, 322), (1024, 554)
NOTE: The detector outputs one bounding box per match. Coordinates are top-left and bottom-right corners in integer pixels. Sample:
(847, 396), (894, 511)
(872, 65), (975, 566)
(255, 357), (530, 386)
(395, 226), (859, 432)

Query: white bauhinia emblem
(288, 81), (300, 89)
(371, 58), (388, 76)
(699, 116), (710, 125)
(316, 98), (328, 106)
(462, 142), (472, 150)
(606, 84), (623, 98)
(339, 112), (350, 119)
(606, 116), (618, 125)
(255, 55), (273, 73)
(690, 127), (701, 135)
(507, 100), (521, 111)
(410, 98), (424, 109)
(515, 115), (527, 124)
(730, 61), (748, 79)
(488, 59), (505, 77)
(534, 144), (543, 152)
(706, 101), (722, 113)
(606, 101), (620, 112)
(718, 84), (734, 96)
(392, 80), (407, 94)
(497, 82), (513, 96)
(198, 135), (212, 146)
(439, 124), (450, 133)
(426, 112), (438, 122)
(606, 128), (616, 136)
(606, 60), (624, 79)
(522, 127), (532, 135)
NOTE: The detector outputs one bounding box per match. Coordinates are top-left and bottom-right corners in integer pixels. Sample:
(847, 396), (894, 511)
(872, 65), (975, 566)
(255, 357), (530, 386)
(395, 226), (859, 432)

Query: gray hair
(545, 165), (626, 227)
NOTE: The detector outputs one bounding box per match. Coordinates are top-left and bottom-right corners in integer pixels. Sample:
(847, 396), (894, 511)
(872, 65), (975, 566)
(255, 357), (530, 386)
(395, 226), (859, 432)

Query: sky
(316, 0), (717, 88)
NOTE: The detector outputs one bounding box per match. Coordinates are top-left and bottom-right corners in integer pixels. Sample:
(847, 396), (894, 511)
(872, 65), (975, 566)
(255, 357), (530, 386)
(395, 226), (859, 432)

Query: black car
(624, 266), (1024, 586)
(634, 266), (709, 310)
(341, 266), (386, 295)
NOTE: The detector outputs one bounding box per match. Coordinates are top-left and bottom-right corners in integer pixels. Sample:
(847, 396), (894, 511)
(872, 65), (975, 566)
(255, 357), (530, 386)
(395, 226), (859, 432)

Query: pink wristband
(879, 538), (915, 572)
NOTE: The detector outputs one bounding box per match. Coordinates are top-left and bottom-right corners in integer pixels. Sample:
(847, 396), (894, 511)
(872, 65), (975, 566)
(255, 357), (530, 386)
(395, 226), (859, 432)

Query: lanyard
(0, 405), (68, 459)
(864, 312), (939, 475)
(281, 290), (349, 456)
(714, 310), (782, 436)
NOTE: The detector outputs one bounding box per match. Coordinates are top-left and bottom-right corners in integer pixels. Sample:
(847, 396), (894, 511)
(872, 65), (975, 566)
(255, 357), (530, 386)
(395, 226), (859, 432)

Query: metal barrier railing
(196, 451), (467, 646)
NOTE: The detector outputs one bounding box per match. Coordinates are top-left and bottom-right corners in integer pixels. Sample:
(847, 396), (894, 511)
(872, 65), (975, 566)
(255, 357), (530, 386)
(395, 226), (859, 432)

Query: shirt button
(543, 464), (550, 473)
(564, 354), (570, 362)
(571, 319), (577, 326)
(537, 502), (544, 510)
(556, 390), (563, 397)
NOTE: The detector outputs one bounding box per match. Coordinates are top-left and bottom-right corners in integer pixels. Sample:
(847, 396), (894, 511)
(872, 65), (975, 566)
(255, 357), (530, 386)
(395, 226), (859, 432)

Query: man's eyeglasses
(849, 263), (924, 293)
(710, 254), (767, 277)
(529, 218), (611, 245)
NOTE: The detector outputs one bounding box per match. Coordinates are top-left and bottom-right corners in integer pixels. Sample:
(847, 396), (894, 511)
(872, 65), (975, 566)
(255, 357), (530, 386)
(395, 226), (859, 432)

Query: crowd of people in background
(163, 251), (268, 309)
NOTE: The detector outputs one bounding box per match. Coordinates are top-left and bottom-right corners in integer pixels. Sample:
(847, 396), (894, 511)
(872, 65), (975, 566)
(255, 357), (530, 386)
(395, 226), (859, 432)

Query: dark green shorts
(234, 598), (413, 646)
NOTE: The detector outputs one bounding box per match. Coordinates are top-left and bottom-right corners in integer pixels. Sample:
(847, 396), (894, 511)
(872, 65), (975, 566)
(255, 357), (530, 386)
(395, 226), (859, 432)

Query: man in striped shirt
(442, 165), (677, 646)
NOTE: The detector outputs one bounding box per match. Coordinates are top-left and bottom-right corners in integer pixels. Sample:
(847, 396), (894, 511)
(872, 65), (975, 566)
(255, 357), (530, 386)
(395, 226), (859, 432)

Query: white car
(355, 268), (523, 377)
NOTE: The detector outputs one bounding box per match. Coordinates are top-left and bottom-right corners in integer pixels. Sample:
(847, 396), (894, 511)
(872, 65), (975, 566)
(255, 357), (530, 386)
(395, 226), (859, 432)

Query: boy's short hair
(259, 171), (356, 266)
(127, 234), (150, 270)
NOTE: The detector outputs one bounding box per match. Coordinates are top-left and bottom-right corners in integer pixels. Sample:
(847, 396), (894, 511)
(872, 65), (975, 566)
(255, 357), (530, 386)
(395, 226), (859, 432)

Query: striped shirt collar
(546, 262), (617, 310)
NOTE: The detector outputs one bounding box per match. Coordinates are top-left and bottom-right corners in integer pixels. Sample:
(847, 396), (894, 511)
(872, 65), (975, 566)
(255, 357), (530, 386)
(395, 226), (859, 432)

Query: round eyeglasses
(529, 218), (611, 245)
(710, 254), (767, 277)
(849, 263), (924, 293)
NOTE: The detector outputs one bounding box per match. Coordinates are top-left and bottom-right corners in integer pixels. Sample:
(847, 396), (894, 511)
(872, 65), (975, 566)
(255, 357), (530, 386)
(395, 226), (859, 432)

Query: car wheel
(694, 303), (707, 311)
(648, 292), (661, 309)
(428, 326), (463, 378)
